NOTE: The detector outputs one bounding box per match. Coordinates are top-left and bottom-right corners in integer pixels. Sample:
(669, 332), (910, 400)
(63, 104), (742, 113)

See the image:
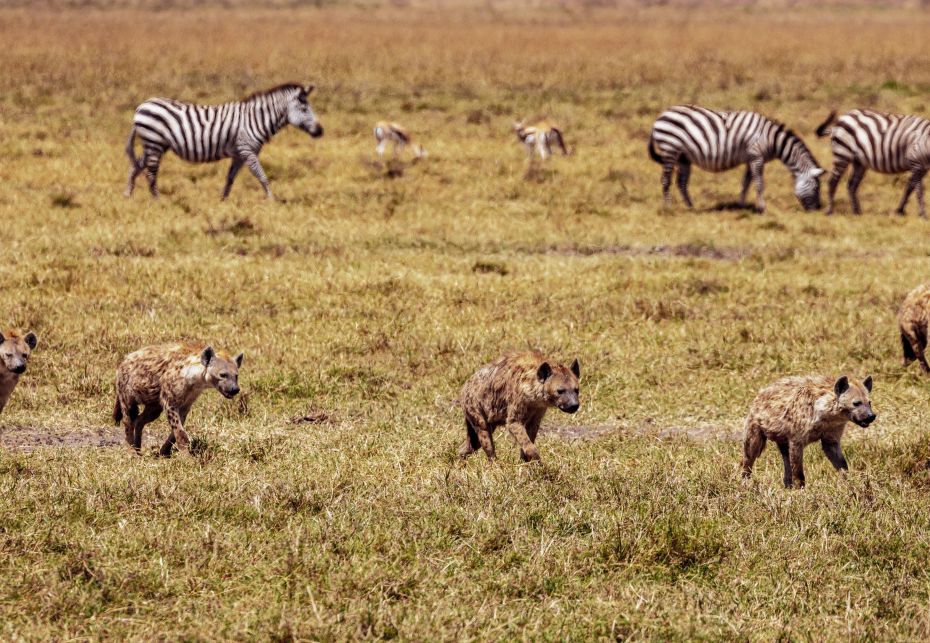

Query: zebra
(648, 105), (824, 212)
(514, 120), (570, 160)
(125, 83), (323, 200)
(374, 121), (426, 160)
(816, 109), (930, 217)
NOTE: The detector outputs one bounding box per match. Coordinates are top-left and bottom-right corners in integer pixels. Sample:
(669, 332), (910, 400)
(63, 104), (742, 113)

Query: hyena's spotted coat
(0, 329), (38, 415)
(459, 351), (580, 463)
(899, 283), (930, 373)
(114, 342), (243, 456)
(742, 375), (875, 488)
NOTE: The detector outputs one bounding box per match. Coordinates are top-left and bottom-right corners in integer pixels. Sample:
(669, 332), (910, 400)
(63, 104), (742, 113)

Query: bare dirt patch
(0, 425), (126, 452)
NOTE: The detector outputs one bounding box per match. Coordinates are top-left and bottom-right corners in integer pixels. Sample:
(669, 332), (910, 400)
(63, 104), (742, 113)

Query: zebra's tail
(413, 143), (427, 159)
(648, 136), (663, 164)
(125, 124), (141, 170)
(815, 111), (838, 138)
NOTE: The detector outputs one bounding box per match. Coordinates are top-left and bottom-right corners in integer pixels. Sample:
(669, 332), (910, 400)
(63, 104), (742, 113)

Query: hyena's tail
(465, 419), (480, 451)
(902, 330), (918, 364)
(113, 396), (123, 425)
(648, 136), (663, 164)
(815, 110), (838, 138)
(125, 124), (141, 170)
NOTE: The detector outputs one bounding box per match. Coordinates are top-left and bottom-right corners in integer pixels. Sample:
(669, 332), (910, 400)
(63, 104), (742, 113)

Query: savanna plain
(4, 4), (930, 639)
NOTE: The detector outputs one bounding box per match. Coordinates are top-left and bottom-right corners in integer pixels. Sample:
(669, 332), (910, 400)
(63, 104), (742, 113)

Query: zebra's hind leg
(847, 162), (866, 215)
(142, 147), (164, 199)
(896, 168), (927, 217)
(222, 157), (244, 200)
(750, 157), (766, 213)
(738, 164), (752, 207)
(826, 158), (849, 215)
(660, 160), (674, 206)
(125, 160), (143, 197)
(676, 159), (693, 208)
(918, 172), (927, 218)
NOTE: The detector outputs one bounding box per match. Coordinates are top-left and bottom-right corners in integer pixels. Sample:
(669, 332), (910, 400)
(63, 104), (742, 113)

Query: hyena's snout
(558, 393), (580, 414)
(219, 380), (240, 399)
(853, 407), (876, 427)
(10, 361), (26, 374)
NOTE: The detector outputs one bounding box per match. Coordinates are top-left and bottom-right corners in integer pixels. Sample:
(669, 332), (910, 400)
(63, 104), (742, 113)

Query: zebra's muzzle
(307, 124), (324, 138)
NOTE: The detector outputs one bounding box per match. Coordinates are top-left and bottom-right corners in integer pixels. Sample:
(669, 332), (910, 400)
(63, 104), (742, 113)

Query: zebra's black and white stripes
(649, 105), (824, 212)
(816, 109), (930, 217)
(126, 83), (323, 200)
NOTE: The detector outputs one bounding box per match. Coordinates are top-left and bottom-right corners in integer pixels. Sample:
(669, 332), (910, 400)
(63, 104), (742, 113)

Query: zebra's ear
(304, 84), (315, 95)
(811, 168), (825, 178)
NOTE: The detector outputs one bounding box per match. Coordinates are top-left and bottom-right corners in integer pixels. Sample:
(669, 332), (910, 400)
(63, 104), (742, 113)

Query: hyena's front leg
(820, 439), (849, 473)
(133, 403), (162, 452)
(161, 404), (191, 457)
(506, 422), (540, 462)
(788, 440), (806, 488)
(776, 442), (792, 489)
(467, 415), (496, 462)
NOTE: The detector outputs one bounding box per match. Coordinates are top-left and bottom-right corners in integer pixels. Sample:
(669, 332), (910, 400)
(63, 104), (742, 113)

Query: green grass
(2, 3), (930, 639)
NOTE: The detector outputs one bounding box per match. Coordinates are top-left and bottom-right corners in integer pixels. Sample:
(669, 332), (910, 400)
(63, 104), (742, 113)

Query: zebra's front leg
(896, 168), (927, 217)
(676, 160), (693, 208)
(221, 157), (244, 200)
(242, 152), (273, 200)
(750, 158), (765, 213)
(738, 164), (752, 206)
(826, 160), (848, 215)
(847, 163), (866, 215)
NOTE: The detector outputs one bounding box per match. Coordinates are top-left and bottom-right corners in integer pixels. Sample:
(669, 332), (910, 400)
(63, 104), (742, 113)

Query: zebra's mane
(242, 83), (304, 102)
(771, 119), (820, 168)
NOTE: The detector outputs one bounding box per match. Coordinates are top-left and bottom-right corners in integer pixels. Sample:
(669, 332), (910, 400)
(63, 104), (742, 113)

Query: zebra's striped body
(514, 120), (569, 160)
(126, 83), (323, 200)
(374, 121), (426, 160)
(816, 109), (930, 216)
(649, 106), (824, 212)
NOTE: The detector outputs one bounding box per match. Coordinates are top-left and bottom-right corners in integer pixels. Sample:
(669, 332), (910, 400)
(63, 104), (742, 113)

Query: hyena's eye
(218, 372), (228, 379)
(556, 388), (566, 395)
(574, 388), (579, 394)
(853, 401), (862, 407)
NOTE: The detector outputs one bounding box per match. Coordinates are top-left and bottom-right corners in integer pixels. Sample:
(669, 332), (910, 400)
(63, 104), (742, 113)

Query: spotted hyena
(0, 329), (38, 415)
(741, 375), (875, 488)
(899, 283), (930, 373)
(459, 351), (580, 463)
(114, 342), (243, 456)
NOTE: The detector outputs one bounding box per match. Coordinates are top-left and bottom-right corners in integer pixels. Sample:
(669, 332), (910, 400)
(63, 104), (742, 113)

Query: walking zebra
(648, 106), (824, 212)
(374, 121), (426, 160)
(514, 120), (569, 160)
(816, 109), (930, 217)
(125, 83), (323, 200)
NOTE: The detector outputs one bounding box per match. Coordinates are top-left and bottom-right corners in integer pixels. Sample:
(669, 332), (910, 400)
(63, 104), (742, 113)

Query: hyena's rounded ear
(834, 375), (849, 397)
(0, 331), (5, 344)
(201, 346), (215, 367)
(234, 352), (244, 368)
(537, 362), (552, 383)
(863, 375), (873, 392)
(570, 358), (580, 379)
(24, 331), (38, 350)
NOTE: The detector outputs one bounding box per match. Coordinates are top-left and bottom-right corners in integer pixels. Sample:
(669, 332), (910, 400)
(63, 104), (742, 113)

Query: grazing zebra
(816, 109), (930, 217)
(373, 121), (426, 160)
(125, 83), (323, 200)
(648, 106), (824, 212)
(514, 120), (569, 160)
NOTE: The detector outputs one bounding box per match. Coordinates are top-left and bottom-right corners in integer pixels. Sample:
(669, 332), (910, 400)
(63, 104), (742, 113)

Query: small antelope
(374, 121), (426, 160)
(514, 120), (569, 160)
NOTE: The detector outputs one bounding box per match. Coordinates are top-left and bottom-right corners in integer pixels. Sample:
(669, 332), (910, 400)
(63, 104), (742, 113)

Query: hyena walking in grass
(459, 351), (580, 463)
(0, 330), (38, 415)
(513, 120), (570, 160)
(114, 343), (243, 456)
(742, 375), (875, 488)
(899, 283), (930, 373)
(373, 121), (426, 160)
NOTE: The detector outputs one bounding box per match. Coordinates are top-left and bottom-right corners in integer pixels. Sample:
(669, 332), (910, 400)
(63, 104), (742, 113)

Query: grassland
(3, 4), (930, 639)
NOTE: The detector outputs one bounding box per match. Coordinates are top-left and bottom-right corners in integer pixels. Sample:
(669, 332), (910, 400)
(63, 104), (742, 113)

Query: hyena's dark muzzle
(852, 407), (876, 427)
